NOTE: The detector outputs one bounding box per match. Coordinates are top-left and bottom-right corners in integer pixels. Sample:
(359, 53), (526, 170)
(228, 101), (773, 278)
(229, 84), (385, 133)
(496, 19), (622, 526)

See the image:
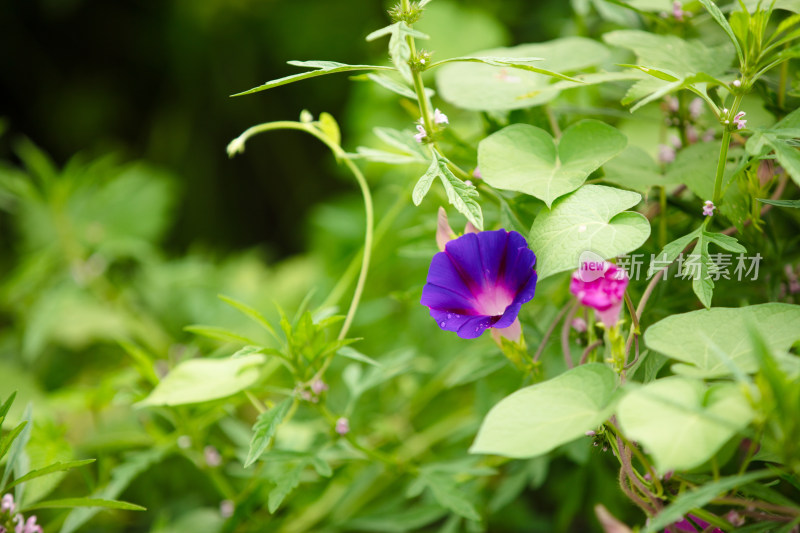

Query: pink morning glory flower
(421, 229), (538, 339)
(569, 262), (628, 328)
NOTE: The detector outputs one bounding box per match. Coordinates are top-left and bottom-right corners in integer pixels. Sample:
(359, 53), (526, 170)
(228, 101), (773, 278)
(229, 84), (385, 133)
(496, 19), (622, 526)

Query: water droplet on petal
(475, 326), (480, 332)
(440, 321), (446, 328)
(447, 313), (452, 319)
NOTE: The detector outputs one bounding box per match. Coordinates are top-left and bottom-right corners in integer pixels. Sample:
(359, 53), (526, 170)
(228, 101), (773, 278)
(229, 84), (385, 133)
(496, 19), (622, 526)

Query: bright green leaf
(644, 303), (800, 377)
(617, 377), (754, 473)
(136, 354), (265, 407)
(479, 121), (627, 207)
(23, 498), (145, 512)
(470, 364), (617, 458)
(231, 61), (393, 97)
(528, 185), (650, 279)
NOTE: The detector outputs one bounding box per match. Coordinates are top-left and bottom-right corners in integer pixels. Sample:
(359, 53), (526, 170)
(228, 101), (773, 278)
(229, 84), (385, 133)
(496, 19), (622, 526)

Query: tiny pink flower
(703, 200), (716, 217)
(669, 135), (682, 149)
(310, 378), (328, 395)
(570, 262), (629, 328)
(220, 499), (235, 518)
(472, 167), (482, 179)
(1, 494), (14, 514)
(658, 144), (675, 164)
(433, 108), (449, 125)
(732, 79), (741, 88)
(672, 1), (685, 21)
(22, 516), (42, 533)
(572, 317), (588, 333)
(414, 124), (427, 143)
(204, 445), (222, 467)
(688, 98), (703, 119)
(335, 417), (350, 435)
(734, 111), (747, 130)
(686, 125), (698, 144)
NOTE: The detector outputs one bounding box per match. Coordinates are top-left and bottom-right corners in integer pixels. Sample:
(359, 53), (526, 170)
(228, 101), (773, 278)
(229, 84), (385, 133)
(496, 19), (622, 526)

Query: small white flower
(433, 108), (449, 125)
(414, 124), (427, 143)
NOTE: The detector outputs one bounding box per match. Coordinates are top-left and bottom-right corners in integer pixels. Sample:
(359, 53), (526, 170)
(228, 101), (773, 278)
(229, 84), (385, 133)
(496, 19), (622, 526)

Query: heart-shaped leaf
(478, 121), (627, 207)
(528, 185), (651, 279)
(644, 303), (800, 377)
(470, 364), (617, 458)
(617, 377), (754, 473)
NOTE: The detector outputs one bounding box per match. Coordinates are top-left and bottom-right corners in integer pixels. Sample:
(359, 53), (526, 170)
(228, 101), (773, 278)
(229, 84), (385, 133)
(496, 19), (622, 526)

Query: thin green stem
(228, 120), (373, 344)
(712, 94), (743, 205)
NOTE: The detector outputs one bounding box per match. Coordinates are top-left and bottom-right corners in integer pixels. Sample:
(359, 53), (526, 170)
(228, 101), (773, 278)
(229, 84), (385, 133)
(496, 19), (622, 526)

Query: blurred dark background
(0, 0), (572, 258)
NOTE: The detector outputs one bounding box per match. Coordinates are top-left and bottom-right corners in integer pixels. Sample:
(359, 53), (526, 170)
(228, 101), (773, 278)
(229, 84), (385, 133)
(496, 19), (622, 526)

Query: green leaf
(602, 145), (677, 193)
(528, 185), (650, 279)
(647, 228), (701, 278)
(362, 73), (434, 100)
(136, 354), (265, 407)
(698, 0), (744, 66)
(218, 295), (281, 343)
(244, 398), (293, 468)
(268, 461), (306, 513)
(413, 151), (483, 230)
(337, 346), (382, 367)
(231, 60), (393, 97)
(757, 198), (800, 208)
(183, 325), (263, 346)
(641, 471), (774, 533)
(617, 378), (754, 473)
(0, 392), (16, 420)
(479, 121), (627, 207)
(374, 127), (427, 158)
(417, 472), (481, 521)
(435, 37), (610, 111)
(316, 112), (341, 147)
(689, 231), (714, 308)
(3, 459), (95, 493)
(429, 56), (577, 82)
(61, 447), (166, 533)
(24, 498), (145, 512)
(644, 303), (800, 377)
(665, 141), (720, 200)
(470, 364), (617, 458)
(366, 22), (429, 83)
(1, 404), (31, 488)
(353, 147), (427, 165)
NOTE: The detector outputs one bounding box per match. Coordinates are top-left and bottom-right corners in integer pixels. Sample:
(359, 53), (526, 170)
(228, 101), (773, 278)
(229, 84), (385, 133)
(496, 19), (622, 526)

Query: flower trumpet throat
(421, 229), (537, 339)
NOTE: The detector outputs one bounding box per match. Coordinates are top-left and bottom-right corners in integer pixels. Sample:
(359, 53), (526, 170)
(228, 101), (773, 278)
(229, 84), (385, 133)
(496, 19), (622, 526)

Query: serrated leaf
(644, 303), (800, 377)
(136, 354), (265, 407)
(268, 461), (306, 513)
(3, 459), (95, 493)
(470, 364), (617, 458)
(647, 228), (701, 278)
(244, 398), (293, 468)
(231, 60), (393, 96)
(366, 22), (429, 83)
(617, 378), (754, 473)
(413, 151), (483, 230)
(479, 121), (627, 207)
(528, 185), (650, 279)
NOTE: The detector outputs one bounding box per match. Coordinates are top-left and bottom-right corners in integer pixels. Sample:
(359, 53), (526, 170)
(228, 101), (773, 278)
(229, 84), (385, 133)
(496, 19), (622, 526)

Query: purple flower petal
(421, 229), (537, 339)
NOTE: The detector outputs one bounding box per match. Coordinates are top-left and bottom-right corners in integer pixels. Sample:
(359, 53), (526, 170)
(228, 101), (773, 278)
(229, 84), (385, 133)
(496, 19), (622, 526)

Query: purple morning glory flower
(421, 229), (538, 339)
(668, 515), (722, 533)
